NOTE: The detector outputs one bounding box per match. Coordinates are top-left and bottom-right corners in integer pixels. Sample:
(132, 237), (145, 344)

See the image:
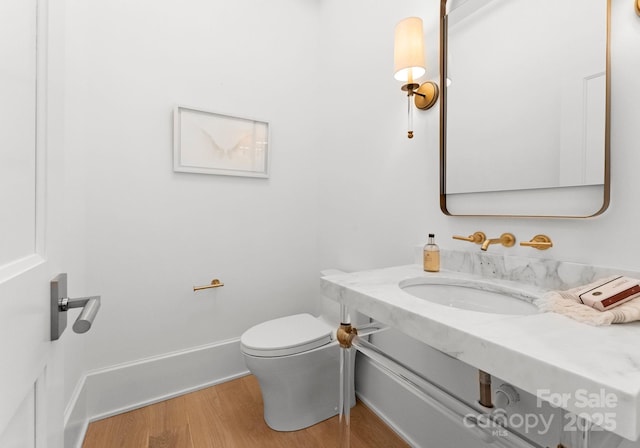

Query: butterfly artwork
(174, 106), (269, 178)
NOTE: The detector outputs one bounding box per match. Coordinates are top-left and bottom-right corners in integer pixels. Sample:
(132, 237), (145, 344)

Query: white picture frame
(173, 106), (270, 178)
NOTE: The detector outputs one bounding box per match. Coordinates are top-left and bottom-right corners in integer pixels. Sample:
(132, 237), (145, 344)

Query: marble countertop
(320, 263), (640, 441)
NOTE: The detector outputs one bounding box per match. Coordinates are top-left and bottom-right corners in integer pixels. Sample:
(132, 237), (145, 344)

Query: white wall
(63, 0), (322, 383)
(318, 0), (440, 271)
(319, 0), (640, 273)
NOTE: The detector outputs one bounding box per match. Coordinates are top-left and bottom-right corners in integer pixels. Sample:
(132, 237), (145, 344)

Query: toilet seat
(241, 313), (334, 357)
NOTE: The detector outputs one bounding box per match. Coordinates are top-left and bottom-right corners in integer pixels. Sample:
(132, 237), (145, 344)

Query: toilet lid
(241, 313), (334, 357)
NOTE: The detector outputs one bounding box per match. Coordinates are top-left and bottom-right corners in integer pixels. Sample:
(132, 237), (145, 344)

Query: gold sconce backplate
(415, 82), (439, 110)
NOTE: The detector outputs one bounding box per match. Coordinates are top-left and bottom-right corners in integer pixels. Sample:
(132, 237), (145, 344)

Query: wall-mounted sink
(322, 262), (640, 441)
(399, 278), (539, 315)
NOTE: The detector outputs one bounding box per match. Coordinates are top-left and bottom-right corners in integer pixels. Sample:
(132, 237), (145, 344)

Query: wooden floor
(82, 375), (409, 448)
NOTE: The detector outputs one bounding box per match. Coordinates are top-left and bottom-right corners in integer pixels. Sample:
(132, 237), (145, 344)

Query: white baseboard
(64, 337), (248, 448)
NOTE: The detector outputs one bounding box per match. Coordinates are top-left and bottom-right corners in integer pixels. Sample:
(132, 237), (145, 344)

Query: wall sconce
(394, 17), (439, 139)
(636, 0), (640, 16)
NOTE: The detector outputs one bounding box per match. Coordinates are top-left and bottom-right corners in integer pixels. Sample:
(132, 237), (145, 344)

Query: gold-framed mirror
(439, 0), (610, 217)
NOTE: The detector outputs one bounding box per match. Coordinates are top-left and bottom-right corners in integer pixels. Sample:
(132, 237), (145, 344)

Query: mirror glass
(441, 0), (610, 217)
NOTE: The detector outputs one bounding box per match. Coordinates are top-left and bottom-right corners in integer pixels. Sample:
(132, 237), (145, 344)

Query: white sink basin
(399, 278), (539, 315)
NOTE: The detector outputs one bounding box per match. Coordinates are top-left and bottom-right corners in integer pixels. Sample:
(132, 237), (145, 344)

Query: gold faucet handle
(452, 231), (486, 244)
(520, 234), (553, 250)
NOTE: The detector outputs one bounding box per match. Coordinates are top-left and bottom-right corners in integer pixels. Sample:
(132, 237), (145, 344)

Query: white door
(0, 0), (67, 446)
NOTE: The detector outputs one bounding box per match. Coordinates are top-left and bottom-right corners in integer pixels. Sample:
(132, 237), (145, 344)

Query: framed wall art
(173, 106), (270, 178)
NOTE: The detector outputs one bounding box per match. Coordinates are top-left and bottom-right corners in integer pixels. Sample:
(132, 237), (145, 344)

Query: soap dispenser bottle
(423, 233), (440, 272)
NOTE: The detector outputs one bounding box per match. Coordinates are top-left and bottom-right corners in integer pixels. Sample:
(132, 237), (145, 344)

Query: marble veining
(440, 249), (633, 291)
(321, 253), (640, 441)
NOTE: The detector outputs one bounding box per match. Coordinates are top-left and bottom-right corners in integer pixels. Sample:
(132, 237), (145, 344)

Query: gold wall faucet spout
(480, 233), (515, 251)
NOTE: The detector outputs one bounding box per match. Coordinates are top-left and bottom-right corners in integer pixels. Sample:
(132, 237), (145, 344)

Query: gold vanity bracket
(452, 231), (486, 245)
(520, 235), (553, 250)
(337, 323), (358, 348)
(193, 279), (224, 292)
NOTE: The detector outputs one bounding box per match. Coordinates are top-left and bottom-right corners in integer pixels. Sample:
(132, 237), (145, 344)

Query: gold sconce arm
(193, 279), (224, 292)
(520, 235), (553, 250)
(452, 231), (486, 245)
(401, 81), (440, 139)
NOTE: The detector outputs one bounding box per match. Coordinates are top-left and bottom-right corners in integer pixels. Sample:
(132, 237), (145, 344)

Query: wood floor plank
(82, 375), (409, 448)
(148, 424), (193, 448)
(183, 385), (237, 447)
(82, 408), (150, 448)
(147, 394), (190, 437)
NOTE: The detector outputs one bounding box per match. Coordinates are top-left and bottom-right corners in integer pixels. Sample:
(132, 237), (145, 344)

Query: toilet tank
(319, 269), (368, 327)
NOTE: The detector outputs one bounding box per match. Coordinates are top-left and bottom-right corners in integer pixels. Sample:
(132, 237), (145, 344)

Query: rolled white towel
(536, 276), (640, 325)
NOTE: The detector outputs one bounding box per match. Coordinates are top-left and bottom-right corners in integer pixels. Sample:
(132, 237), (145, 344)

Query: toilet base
(243, 342), (356, 432)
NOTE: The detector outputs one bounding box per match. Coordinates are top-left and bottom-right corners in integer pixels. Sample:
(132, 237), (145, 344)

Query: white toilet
(240, 272), (359, 431)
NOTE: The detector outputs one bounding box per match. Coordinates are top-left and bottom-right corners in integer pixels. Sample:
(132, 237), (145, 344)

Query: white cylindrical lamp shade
(394, 17), (426, 82)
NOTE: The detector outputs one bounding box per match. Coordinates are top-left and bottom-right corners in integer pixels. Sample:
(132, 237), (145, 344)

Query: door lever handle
(59, 296), (101, 333)
(51, 273), (101, 340)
